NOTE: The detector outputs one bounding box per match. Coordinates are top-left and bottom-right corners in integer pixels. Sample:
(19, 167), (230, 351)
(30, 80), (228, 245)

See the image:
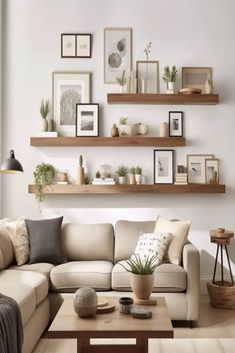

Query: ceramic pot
(160, 122), (168, 137)
(133, 123), (149, 135)
(118, 176), (126, 184)
(111, 124), (119, 137)
(129, 174), (136, 185)
(135, 174), (141, 185)
(167, 82), (175, 94)
(74, 287), (97, 318)
(205, 79), (213, 94)
(40, 118), (48, 132)
(118, 124), (134, 136)
(77, 166), (85, 185)
(130, 273), (154, 300)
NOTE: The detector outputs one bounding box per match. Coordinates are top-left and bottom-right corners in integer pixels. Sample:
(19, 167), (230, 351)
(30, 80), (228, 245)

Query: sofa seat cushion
(9, 263), (54, 281)
(0, 283), (36, 326)
(112, 261), (187, 292)
(0, 270), (48, 305)
(50, 261), (113, 292)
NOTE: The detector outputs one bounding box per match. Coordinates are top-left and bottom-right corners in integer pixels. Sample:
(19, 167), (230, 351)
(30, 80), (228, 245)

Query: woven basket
(207, 281), (235, 309)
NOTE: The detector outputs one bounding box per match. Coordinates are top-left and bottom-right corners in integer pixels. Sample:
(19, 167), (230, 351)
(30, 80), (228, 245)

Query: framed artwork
(182, 67), (212, 93)
(187, 154), (214, 184)
(169, 111), (184, 137)
(61, 34), (91, 58)
(154, 149), (174, 184)
(104, 28), (132, 84)
(76, 104), (99, 137)
(205, 159), (219, 184)
(136, 61), (159, 93)
(52, 72), (90, 136)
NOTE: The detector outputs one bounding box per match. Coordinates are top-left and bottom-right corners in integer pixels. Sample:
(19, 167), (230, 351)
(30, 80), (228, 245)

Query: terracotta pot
(77, 166), (84, 185)
(111, 124), (119, 137)
(130, 273), (154, 300)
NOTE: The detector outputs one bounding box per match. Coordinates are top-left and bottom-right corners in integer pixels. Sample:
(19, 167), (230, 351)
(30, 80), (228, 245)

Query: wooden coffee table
(48, 296), (173, 353)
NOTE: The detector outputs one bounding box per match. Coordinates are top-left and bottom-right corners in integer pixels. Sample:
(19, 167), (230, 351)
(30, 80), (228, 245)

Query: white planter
(133, 123), (149, 135)
(167, 82), (175, 94)
(129, 174), (136, 185)
(135, 174), (142, 185)
(120, 84), (127, 93)
(118, 124), (134, 136)
(118, 176), (126, 184)
(40, 118), (48, 132)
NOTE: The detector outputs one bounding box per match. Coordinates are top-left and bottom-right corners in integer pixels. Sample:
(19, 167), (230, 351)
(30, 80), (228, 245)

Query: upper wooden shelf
(28, 184), (225, 194)
(107, 93), (219, 105)
(30, 136), (185, 147)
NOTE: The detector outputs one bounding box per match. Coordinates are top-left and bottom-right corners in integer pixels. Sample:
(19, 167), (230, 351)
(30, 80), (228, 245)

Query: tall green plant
(40, 100), (50, 119)
(120, 254), (158, 275)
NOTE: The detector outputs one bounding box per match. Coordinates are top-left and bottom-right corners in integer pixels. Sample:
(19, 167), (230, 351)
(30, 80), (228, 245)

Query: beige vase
(129, 174), (136, 185)
(77, 166), (85, 185)
(130, 273), (154, 300)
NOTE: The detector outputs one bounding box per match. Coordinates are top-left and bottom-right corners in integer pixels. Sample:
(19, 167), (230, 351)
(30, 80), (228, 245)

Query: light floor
(33, 295), (235, 353)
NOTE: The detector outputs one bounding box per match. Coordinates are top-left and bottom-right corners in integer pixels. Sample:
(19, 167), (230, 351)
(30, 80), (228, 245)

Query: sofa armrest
(182, 242), (200, 321)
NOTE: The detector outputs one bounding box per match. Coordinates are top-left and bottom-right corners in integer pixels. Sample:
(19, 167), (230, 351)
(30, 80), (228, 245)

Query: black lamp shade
(0, 150), (24, 174)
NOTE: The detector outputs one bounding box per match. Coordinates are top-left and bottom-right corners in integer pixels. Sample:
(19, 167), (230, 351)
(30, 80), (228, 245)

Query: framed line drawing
(76, 104), (99, 137)
(104, 27), (132, 84)
(52, 71), (90, 136)
(187, 154), (214, 183)
(154, 149), (174, 184)
(136, 60), (160, 93)
(169, 111), (184, 137)
(61, 34), (91, 58)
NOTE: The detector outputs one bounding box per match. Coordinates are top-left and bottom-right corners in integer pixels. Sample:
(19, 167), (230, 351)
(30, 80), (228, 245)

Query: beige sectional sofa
(0, 219), (200, 353)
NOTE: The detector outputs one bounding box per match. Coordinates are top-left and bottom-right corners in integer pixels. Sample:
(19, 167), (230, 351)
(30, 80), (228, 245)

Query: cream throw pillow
(154, 217), (191, 265)
(131, 232), (172, 266)
(5, 218), (30, 266)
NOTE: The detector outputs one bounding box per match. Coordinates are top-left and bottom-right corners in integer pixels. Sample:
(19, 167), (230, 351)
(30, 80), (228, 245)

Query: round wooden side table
(207, 228), (235, 309)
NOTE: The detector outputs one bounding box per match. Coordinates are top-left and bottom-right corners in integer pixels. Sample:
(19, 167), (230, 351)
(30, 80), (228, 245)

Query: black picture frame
(168, 111), (184, 137)
(76, 103), (99, 137)
(61, 33), (92, 58)
(154, 149), (174, 184)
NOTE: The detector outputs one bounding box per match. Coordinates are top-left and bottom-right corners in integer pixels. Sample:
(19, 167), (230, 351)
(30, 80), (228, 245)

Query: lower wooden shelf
(28, 184), (226, 194)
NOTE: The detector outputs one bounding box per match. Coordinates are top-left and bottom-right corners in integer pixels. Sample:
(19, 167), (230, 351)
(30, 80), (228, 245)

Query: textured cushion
(112, 261), (187, 292)
(50, 261), (113, 291)
(132, 232), (172, 265)
(154, 217), (191, 265)
(0, 269), (48, 306)
(5, 218), (30, 266)
(61, 223), (114, 262)
(26, 217), (66, 265)
(0, 218), (14, 269)
(0, 282), (36, 326)
(9, 263), (54, 281)
(114, 220), (156, 263)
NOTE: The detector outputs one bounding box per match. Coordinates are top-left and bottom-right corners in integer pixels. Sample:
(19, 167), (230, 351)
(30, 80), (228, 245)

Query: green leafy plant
(129, 167), (136, 175)
(116, 164), (129, 177)
(120, 254), (158, 275)
(33, 162), (56, 203)
(116, 70), (126, 86)
(79, 155), (83, 167)
(40, 99), (50, 119)
(135, 166), (142, 175)
(162, 65), (177, 83)
(119, 117), (128, 125)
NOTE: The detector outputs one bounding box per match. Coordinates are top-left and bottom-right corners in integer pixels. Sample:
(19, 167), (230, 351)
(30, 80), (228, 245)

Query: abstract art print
(154, 150), (174, 184)
(76, 104), (99, 137)
(104, 28), (132, 84)
(169, 111), (184, 137)
(53, 72), (90, 136)
(187, 154), (214, 183)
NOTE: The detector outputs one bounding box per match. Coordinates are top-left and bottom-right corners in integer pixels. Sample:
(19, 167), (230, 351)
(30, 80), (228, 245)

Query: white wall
(2, 0), (235, 291)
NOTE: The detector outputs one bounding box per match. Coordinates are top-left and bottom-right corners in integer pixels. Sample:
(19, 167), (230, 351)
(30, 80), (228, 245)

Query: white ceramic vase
(135, 174), (141, 185)
(167, 82), (175, 94)
(40, 118), (48, 132)
(118, 124), (134, 136)
(160, 122), (168, 137)
(141, 77), (149, 94)
(118, 176), (126, 184)
(205, 79), (213, 94)
(129, 174), (136, 185)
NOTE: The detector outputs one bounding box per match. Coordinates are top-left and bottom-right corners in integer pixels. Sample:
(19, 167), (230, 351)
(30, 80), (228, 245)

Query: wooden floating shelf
(30, 136), (186, 147)
(28, 184), (225, 194)
(107, 93), (219, 105)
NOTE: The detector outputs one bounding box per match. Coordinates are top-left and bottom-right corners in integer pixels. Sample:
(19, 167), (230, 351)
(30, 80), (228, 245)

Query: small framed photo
(182, 67), (212, 93)
(136, 61), (160, 93)
(61, 34), (91, 58)
(187, 154), (214, 184)
(169, 111), (183, 137)
(76, 104), (99, 137)
(154, 149), (174, 184)
(205, 159), (219, 184)
(53, 71), (90, 136)
(104, 28), (132, 84)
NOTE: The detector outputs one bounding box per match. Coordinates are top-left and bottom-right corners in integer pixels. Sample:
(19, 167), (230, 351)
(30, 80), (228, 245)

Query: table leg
(212, 244), (219, 283)
(77, 337), (90, 353)
(225, 245), (234, 285)
(220, 244), (224, 285)
(136, 336), (148, 353)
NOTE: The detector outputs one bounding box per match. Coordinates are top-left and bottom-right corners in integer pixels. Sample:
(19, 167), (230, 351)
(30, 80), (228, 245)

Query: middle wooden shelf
(30, 136), (185, 147)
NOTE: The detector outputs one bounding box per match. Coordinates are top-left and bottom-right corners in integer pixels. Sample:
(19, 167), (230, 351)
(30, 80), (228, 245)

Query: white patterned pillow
(131, 232), (172, 266)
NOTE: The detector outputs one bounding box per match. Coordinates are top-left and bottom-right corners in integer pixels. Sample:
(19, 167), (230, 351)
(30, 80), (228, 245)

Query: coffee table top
(48, 296), (173, 339)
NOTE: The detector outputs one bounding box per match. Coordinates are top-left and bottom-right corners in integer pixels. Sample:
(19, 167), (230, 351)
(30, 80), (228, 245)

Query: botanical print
(76, 35), (90, 57)
(62, 34), (76, 57)
(154, 150), (174, 184)
(60, 85), (82, 125)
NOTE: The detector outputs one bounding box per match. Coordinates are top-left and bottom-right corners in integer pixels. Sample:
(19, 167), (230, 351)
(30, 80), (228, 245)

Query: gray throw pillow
(25, 216), (66, 264)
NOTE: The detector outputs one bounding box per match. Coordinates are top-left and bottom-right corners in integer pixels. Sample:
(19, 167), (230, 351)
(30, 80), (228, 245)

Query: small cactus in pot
(40, 99), (50, 132)
(116, 164), (128, 184)
(129, 167), (136, 185)
(135, 166), (142, 185)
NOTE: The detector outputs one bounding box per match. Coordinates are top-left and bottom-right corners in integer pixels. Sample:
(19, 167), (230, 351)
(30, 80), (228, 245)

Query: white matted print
(76, 34), (91, 57)
(76, 104), (99, 137)
(154, 150), (174, 184)
(53, 72), (90, 136)
(169, 111), (183, 137)
(136, 61), (159, 93)
(104, 28), (132, 84)
(187, 154), (214, 184)
(205, 159), (219, 184)
(61, 34), (76, 57)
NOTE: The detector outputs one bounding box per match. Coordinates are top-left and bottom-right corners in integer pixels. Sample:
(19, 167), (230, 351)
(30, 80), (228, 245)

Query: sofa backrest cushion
(61, 223), (114, 262)
(114, 220), (156, 263)
(0, 219), (14, 269)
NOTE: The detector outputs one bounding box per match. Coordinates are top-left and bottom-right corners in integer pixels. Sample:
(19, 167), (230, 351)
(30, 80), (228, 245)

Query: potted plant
(121, 254), (158, 300)
(118, 117), (134, 136)
(135, 166), (142, 185)
(40, 99), (50, 132)
(77, 155), (85, 185)
(162, 65), (177, 93)
(33, 162), (56, 203)
(142, 42), (152, 93)
(129, 167), (136, 185)
(116, 70), (127, 93)
(116, 164), (128, 184)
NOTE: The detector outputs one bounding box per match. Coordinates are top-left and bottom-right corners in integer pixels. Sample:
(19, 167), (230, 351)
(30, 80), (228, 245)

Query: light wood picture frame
(136, 61), (160, 93)
(205, 159), (219, 184)
(182, 67), (212, 93)
(187, 154), (214, 184)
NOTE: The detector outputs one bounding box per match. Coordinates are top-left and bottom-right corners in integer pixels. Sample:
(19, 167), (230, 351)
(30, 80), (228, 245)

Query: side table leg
(77, 337), (90, 353)
(136, 336), (148, 353)
(225, 245), (234, 285)
(212, 244), (219, 283)
(221, 244), (224, 285)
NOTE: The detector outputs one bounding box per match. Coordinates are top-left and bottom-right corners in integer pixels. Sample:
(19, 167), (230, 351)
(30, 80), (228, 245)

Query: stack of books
(92, 178), (115, 185)
(174, 173), (188, 185)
